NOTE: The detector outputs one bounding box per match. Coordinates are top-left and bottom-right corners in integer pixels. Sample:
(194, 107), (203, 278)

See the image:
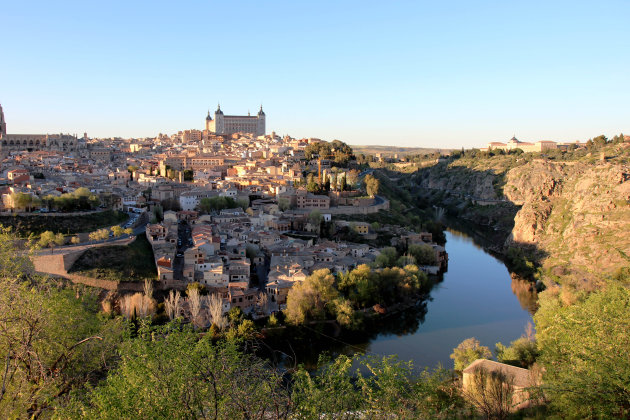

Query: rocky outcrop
(414, 152), (630, 287)
(416, 163), (499, 201)
(505, 161), (630, 285)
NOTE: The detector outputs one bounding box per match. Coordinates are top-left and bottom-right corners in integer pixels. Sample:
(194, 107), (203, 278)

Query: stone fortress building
(204, 104), (265, 136)
(485, 136), (586, 153)
(0, 103), (78, 155)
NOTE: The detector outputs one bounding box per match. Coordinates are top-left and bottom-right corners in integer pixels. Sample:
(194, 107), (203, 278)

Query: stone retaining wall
(327, 196), (390, 215)
(30, 239), (184, 292)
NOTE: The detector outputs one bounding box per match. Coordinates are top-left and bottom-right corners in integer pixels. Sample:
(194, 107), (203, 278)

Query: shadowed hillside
(406, 140), (630, 291)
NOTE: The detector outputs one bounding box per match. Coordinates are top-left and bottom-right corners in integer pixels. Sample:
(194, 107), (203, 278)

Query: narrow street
(173, 220), (192, 280)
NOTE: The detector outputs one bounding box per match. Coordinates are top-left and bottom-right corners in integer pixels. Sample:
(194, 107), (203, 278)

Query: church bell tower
(0, 104), (6, 138)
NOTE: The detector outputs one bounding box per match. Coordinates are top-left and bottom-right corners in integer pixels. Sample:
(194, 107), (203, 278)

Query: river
(362, 228), (535, 368)
(262, 228), (536, 370)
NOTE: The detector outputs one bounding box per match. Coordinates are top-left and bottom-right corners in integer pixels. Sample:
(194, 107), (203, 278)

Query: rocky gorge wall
(504, 160), (629, 286)
(413, 151), (630, 288)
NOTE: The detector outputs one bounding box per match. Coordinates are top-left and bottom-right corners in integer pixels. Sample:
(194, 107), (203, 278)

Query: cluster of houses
(145, 201), (448, 318)
(1, 128), (447, 319)
(0, 130), (386, 215)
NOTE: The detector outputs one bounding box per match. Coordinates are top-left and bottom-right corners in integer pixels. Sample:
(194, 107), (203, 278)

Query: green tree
(0, 229), (125, 418)
(495, 330), (538, 369)
(236, 319), (256, 339)
(11, 192), (39, 212)
(308, 210), (323, 226)
(331, 298), (356, 328)
(227, 306), (244, 327)
(198, 196), (237, 213)
(306, 173), (319, 193)
(292, 354), (463, 418)
(38, 230), (65, 253)
(338, 264), (378, 308)
(375, 247), (398, 268)
(330, 139), (354, 166)
(450, 337), (492, 371)
(408, 243), (437, 266)
(277, 197), (290, 211)
(377, 265), (423, 305)
(285, 269), (340, 325)
(534, 283), (630, 418)
(396, 254), (416, 267)
(60, 326), (290, 419)
(235, 197), (250, 210)
(338, 175), (347, 191)
(364, 174), (380, 197)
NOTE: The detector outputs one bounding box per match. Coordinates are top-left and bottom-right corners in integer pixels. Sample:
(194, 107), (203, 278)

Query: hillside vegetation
(410, 140), (630, 291)
(0, 210), (128, 237)
(351, 144), (452, 157)
(1, 223), (628, 418)
(68, 235), (156, 282)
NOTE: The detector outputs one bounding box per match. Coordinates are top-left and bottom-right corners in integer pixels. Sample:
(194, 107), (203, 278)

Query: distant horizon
(1, 100), (623, 150)
(2, 1), (628, 148)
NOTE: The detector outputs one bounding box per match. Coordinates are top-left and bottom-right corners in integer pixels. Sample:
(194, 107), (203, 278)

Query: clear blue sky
(2, 1), (629, 148)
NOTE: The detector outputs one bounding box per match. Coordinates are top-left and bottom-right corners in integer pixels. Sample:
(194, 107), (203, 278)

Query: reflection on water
(511, 274), (538, 315)
(260, 303), (429, 371)
(446, 227), (486, 252)
(261, 230), (535, 370)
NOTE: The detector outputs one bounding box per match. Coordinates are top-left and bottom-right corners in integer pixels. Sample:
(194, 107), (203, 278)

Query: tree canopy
(197, 196), (247, 213)
(534, 283), (630, 418)
(364, 174), (380, 197)
(40, 188), (101, 212)
(285, 269), (342, 325)
(38, 230), (65, 252)
(303, 140), (354, 166)
(450, 337), (492, 371)
(0, 227), (125, 418)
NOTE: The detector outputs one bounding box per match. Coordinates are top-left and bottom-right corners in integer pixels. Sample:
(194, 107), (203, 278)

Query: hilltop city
(1, 100), (629, 419)
(0, 103), (448, 319)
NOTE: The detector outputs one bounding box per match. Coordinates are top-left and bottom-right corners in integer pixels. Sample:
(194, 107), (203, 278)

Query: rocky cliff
(413, 145), (630, 288)
(505, 160), (629, 286)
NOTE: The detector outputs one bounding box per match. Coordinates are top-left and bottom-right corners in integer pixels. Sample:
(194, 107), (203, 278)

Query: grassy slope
(68, 234), (157, 282)
(0, 210), (128, 236)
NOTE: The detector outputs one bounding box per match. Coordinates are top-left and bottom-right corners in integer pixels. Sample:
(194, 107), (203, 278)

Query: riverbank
(258, 230), (533, 370)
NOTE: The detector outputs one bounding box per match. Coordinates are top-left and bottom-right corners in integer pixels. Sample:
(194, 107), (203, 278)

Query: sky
(1, 0), (629, 148)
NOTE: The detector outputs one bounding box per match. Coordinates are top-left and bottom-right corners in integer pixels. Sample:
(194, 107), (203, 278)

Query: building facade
(485, 136), (587, 153)
(205, 105), (265, 136)
(0, 104), (78, 155)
